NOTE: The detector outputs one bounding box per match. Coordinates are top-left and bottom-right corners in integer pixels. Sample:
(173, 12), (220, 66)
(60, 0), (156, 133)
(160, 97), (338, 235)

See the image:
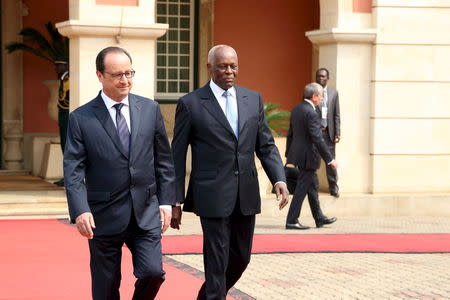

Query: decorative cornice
(56, 20), (168, 39)
(306, 28), (377, 45)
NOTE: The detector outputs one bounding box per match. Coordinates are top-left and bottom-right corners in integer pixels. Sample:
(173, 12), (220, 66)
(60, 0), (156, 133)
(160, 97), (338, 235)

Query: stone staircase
(0, 174), (68, 219)
(0, 190), (68, 219)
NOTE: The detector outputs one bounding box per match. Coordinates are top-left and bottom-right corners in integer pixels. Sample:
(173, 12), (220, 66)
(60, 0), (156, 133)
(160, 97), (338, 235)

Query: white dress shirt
(100, 91), (171, 212)
(101, 91), (131, 132)
(209, 80), (237, 115)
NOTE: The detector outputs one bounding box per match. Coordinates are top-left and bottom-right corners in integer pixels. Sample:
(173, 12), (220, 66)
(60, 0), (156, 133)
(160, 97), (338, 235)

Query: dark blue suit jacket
(286, 100), (333, 170)
(64, 92), (175, 235)
(171, 83), (285, 218)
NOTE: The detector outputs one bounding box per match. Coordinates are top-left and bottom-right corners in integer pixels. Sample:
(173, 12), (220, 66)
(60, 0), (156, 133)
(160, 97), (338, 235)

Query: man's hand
(330, 161), (338, 169)
(334, 136), (340, 143)
(170, 206), (182, 230)
(274, 182), (289, 210)
(160, 207), (172, 234)
(75, 212), (96, 239)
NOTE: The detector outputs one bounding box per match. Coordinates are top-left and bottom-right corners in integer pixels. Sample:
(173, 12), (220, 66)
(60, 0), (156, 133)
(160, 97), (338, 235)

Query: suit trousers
(321, 130), (338, 192)
(197, 205), (255, 300)
(286, 168), (325, 224)
(88, 213), (165, 300)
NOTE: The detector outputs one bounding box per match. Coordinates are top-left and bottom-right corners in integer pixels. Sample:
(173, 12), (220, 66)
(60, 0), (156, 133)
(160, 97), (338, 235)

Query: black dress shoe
(315, 217), (337, 228)
(286, 222), (310, 230)
(330, 191), (340, 198)
(53, 179), (65, 187)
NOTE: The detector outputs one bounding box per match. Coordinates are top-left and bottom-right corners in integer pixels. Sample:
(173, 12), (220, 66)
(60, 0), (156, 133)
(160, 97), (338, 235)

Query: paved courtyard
(164, 197), (450, 299)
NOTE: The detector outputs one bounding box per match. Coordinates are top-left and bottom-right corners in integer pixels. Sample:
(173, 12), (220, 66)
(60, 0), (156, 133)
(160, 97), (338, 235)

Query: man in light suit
(285, 82), (338, 230)
(316, 68), (341, 197)
(64, 47), (175, 300)
(170, 45), (289, 300)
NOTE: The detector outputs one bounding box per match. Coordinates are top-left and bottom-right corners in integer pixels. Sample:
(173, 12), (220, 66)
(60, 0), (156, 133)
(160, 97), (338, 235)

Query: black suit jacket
(64, 92), (175, 235)
(317, 87), (340, 141)
(285, 100), (333, 170)
(171, 83), (285, 218)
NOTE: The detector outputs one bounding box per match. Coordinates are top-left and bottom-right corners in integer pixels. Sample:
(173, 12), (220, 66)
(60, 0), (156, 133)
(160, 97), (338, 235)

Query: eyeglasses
(104, 70), (135, 80)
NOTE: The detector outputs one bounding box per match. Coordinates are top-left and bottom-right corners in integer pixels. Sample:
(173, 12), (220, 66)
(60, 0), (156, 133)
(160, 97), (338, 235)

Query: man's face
(96, 52), (133, 102)
(207, 48), (239, 90)
(311, 91), (323, 107)
(315, 70), (329, 88)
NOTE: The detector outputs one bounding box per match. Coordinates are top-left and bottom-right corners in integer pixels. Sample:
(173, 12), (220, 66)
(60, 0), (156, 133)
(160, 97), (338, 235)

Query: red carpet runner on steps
(1, 219), (449, 299)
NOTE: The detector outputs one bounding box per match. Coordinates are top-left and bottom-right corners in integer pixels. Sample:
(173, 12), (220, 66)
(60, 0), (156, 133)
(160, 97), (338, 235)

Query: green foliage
(5, 22), (68, 65)
(264, 103), (290, 136)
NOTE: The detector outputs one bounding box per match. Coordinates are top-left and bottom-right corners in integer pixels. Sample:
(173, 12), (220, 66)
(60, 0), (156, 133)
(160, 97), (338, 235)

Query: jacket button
(234, 171), (239, 176)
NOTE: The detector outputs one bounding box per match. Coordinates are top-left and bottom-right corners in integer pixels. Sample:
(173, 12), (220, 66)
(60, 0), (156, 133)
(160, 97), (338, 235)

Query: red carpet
(0, 220), (235, 300)
(163, 233), (450, 254)
(1, 219), (449, 299)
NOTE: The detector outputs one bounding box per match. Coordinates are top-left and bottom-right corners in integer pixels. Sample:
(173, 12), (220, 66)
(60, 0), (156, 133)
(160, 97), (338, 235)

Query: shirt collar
(304, 99), (316, 110)
(60, 71), (69, 81)
(209, 80), (236, 98)
(101, 90), (129, 109)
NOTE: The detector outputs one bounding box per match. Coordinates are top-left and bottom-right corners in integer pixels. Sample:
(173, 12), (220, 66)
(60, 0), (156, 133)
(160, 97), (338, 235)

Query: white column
(306, 0), (376, 193)
(2, 0), (25, 170)
(56, 0), (168, 110)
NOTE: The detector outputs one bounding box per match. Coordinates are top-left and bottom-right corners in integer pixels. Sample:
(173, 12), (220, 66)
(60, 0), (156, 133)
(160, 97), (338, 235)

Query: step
(0, 190), (68, 219)
(261, 192), (450, 217)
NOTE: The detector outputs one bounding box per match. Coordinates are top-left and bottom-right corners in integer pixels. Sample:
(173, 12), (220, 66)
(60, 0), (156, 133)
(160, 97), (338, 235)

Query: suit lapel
(92, 94), (129, 159)
(236, 86), (249, 136)
(129, 94), (142, 160)
(200, 84), (236, 139)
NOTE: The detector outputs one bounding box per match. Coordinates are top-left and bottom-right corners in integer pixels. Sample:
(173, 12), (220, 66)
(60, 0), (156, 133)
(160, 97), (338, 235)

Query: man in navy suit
(170, 45), (289, 300)
(64, 47), (175, 300)
(285, 82), (338, 230)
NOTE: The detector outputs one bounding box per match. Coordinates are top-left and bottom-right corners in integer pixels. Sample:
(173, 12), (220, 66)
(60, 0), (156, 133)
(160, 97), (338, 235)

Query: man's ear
(96, 70), (103, 82)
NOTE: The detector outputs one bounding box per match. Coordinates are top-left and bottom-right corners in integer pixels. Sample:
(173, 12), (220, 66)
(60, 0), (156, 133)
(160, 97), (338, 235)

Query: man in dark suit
(316, 68), (341, 197)
(64, 47), (175, 300)
(285, 82), (338, 230)
(170, 45), (289, 300)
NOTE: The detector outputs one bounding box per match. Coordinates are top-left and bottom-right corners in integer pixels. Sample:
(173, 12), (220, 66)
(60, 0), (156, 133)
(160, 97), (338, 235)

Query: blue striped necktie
(223, 90), (238, 138)
(113, 103), (130, 155)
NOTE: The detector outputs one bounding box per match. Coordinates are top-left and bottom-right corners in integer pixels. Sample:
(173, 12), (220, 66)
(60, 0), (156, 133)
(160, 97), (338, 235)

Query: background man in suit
(64, 47), (175, 300)
(285, 82), (338, 230)
(170, 45), (289, 300)
(316, 68), (341, 197)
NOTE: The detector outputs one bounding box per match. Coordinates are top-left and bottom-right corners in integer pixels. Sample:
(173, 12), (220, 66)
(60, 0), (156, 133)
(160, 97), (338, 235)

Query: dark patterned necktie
(113, 103), (130, 155)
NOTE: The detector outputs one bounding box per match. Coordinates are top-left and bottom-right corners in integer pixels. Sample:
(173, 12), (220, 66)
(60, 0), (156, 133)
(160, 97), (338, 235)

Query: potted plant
(5, 21), (68, 66)
(264, 103), (290, 136)
(5, 22), (69, 121)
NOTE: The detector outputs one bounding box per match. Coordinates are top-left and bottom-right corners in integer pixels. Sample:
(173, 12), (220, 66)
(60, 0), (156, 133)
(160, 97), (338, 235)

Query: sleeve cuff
(274, 181), (287, 187)
(159, 205), (172, 212)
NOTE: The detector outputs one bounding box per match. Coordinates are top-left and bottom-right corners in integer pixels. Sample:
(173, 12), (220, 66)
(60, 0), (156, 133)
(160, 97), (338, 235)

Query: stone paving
(164, 198), (450, 299)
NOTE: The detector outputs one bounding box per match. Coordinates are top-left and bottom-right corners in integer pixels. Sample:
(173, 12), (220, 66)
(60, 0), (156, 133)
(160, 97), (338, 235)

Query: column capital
(306, 28), (377, 45)
(56, 20), (168, 39)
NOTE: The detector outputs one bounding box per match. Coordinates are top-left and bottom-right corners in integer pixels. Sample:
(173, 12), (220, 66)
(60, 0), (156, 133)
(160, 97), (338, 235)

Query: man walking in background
(64, 46), (175, 300)
(285, 82), (338, 230)
(171, 44), (289, 299)
(316, 68), (341, 197)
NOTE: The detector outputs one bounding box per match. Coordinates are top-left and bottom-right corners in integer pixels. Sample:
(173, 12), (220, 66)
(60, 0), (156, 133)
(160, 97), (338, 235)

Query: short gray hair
(207, 45), (237, 64)
(304, 82), (323, 99)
